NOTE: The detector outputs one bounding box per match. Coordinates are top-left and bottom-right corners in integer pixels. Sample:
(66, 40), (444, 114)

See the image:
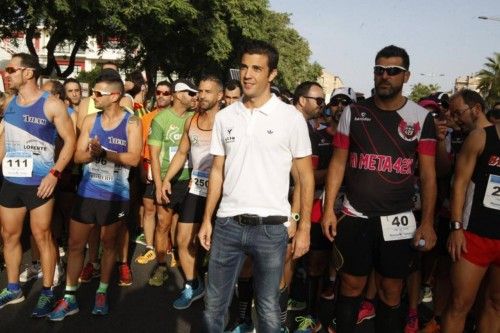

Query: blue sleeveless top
(77, 111), (131, 201)
(3, 92), (56, 185)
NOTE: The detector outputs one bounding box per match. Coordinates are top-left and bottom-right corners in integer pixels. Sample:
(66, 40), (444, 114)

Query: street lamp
(478, 16), (500, 22)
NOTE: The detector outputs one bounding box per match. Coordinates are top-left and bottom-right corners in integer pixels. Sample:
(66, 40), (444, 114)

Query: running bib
(89, 157), (116, 182)
(483, 174), (500, 210)
(380, 211), (416, 241)
(2, 151), (33, 177)
(189, 170), (209, 197)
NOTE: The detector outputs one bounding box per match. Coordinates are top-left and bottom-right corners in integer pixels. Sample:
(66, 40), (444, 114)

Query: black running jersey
(333, 97), (436, 217)
(464, 126), (500, 239)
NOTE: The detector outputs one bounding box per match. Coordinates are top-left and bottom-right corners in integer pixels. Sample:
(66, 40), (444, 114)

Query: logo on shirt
(108, 136), (127, 146)
(224, 128), (235, 143)
(190, 134), (199, 146)
(488, 155), (500, 167)
(165, 124), (181, 143)
(23, 115), (47, 126)
(267, 129), (274, 134)
(23, 139), (48, 155)
(354, 112), (371, 122)
(398, 120), (421, 141)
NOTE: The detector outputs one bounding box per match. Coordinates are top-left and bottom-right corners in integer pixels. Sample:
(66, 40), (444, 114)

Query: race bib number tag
(483, 174), (500, 210)
(89, 157), (116, 182)
(380, 211), (416, 241)
(189, 170), (209, 197)
(2, 151), (33, 177)
(169, 146), (188, 167)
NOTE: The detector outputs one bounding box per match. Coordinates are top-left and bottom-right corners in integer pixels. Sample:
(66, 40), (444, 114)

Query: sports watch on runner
(291, 212), (300, 222)
(49, 168), (62, 179)
(449, 220), (463, 231)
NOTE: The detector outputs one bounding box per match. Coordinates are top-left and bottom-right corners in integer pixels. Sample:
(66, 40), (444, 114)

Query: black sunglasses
(156, 90), (171, 96)
(180, 90), (197, 97)
(373, 65), (407, 76)
(330, 97), (351, 107)
(303, 96), (325, 106)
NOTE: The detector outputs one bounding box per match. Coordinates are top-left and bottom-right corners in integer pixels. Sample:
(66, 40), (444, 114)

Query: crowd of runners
(0, 40), (498, 333)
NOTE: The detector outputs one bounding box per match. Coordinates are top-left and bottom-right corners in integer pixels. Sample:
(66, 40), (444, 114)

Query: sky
(269, 0), (500, 96)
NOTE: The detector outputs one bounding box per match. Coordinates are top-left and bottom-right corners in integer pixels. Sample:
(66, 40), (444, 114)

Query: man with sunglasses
(134, 81), (173, 264)
(49, 68), (142, 320)
(147, 78), (196, 287)
(0, 53), (76, 315)
(326, 87), (357, 125)
(322, 45), (438, 333)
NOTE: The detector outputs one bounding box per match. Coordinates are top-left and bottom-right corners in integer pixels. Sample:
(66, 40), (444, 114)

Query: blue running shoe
(173, 280), (205, 310)
(92, 292), (109, 315)
(32, 293), (55, 318)
(0, 288), (24, 309)
(48, 297), (79, 321)
(225, 320), (255, 333)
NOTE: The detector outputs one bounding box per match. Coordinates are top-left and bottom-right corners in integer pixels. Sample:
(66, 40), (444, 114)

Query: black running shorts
(71, 196), (129, 226)
(0, 179), (52, 210)
(335, 214), (413, 279)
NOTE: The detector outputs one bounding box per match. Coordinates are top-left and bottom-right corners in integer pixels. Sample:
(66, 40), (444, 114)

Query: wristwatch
(449, 220), (463, 231)
(49, 168), (62, 179)
(291, 212), (301, 222)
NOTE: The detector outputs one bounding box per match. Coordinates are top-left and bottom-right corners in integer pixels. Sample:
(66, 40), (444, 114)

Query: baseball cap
(329, 87), (357, 103)
(428, 92), (450, 108)
(173, 79), (198, 93)
(418, 98), (440, 112)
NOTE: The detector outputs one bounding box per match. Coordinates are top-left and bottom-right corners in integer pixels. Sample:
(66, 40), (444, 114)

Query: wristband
(49, 168), (61, 179)
(99, 149), (107, 159)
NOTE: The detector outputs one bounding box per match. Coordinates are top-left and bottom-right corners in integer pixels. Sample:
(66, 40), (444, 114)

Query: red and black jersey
(465, 125), (500, 239)
(333, 97), (436, 217)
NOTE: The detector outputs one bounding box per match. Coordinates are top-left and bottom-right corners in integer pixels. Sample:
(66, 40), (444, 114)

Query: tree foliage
(477, 52), (500, 108)
(408, 83), (441, 102)
(0, 0), (322, 91)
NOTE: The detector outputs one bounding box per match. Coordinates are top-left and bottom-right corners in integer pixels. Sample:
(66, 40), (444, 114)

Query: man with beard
(160, 75), (223, 309)
(63, 78), (82, 116)
(321, 45), (438, 333)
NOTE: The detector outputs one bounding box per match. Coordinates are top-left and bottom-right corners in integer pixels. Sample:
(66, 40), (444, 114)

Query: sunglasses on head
(330, 97), (351, 107)
(4, 66), (33, 74)
(303, 96), (325, 106)
(156, 90), (171, 96)
(373, 65), (407, 76)
(92, 89), (119, 98)
(180, 90), (197, 97)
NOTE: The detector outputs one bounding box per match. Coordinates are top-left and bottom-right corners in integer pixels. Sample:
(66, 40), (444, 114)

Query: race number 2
(189, 170), (209, 197)
(483, 174), (500, 210)
(380, 211), (416, 241)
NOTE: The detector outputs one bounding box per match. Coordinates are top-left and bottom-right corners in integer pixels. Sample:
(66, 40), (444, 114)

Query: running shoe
(421, 285), (433, 303)
(356, 300), (375, 324)
(420, 318), (440, 333)
(19, 262), (42, 283)
(320, 280), (336, 300)
(173, 280), (205, 310)
(294, 315), (322, 332)
(149, 265), (168, 286)
(32, 293), (55, 318)
(281, 326), (290, 333)
(0, 288), (24, 309)
(48, 297), (79, 321)
(134, 233), (146, 246)
(92, 292), (109, 315)
(118, 263), (133, 286)
(224, 320), (255, 333)
(287, 298), (307, 311)
(135, 248), (156, 264)
(79, 262), (100, 283)
(169, 251), (178, 268)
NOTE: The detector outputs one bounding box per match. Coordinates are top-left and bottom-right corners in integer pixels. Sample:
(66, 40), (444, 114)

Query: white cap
(330, 87), (357, 103)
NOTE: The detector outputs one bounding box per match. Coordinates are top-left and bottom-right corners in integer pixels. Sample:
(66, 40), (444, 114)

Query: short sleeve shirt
(211, 94), (312, 217)
(333, 97), (436, 217)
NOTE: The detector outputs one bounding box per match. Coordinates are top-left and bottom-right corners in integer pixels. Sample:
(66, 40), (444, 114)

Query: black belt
(234, 214), (287, 226)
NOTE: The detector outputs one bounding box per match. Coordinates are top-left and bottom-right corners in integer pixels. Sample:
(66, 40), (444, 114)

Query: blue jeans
(203, 217), (288, 333)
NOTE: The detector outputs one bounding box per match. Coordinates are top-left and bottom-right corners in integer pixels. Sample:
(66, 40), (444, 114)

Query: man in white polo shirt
(198, 40), (314, 333)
